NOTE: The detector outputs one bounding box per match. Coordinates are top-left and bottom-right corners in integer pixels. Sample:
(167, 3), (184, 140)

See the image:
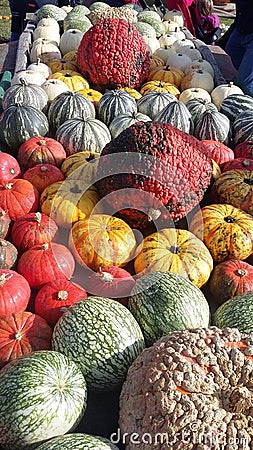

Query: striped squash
(97, 90), (138, 127)
(2, 79), (48, 111)
(220, 93), (253, 123)
(36, 433), (120, 450)
(109, 111), (151, 139)
(52, 296), (145, 391)
(0, 350), (87, 450)
(0, 104), (49, 150)
(47, 91), (95, 130)
(128, 271), (210, 346)
(194, 110), (231, 145)
(213, 291), (253, 334)
(137, 90), (175, 119)
(233, 110), (253, 145)
(154, 100), (194, 134)
(185, 98), (218, 126)
(55, 116), (111, 155)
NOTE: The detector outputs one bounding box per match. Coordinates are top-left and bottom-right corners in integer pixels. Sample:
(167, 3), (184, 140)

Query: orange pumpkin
(61, 151), (100, 184)
(46, 58), (77, 74)
(134, 228), (213, 288)
(190, 203), (253, 263)
(148, 65), (184, 88)
(149, 55), (165, 71)
(48, 70), (89, 91)
(62, 50), (78, 62)
(23, 164), (65, 193)
(68, 214), (136, 271)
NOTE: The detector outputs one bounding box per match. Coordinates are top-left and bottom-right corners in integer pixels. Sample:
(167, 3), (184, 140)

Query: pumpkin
(2, 78), (48, 112)
(41, 78), (71, 103)
(47, 90), (96, 131)
(48, 70), (89, 92)
(0, 179), (39, 221)
(37, 17), (60, 32)
(11, 70), (47, 87)
(153, 47), (176, 65)
(134, 228), (213, 288)
(148, 64), (184, 87)
(212, 169), (253, 216)
(222, 158), (253, 173)
(119, 326), (253, 449)
(97, 89), (138, 127)
(213, 292), (253, 333)
(55, 115), (111, 156)
(59, 29), (84, 55)
(163, 9), (184, 27)
(40, 181), (102, 228)
(0, 239), (18, 269)
(166, 52), (192, 72)
(17, 242), (75, 289)
(194, 110), (231, 145)
(33, 24), (61, 45)
(137, 90), (175, 119)
(209, 259), (253, 305)
(76, 87), (102, 108)
(140, 80), (180, 97)
(11, 211), (58, 251)
(62, 49), (78, 63)
(86, 266), (135, 307)
(220, 93), (253, 124)
(34, 434), (121, 450)
(118, 87), (142, 100)
(34, 278), (87, 327)
(179, 87), (211, 104)
(30, 38), (61, 63)
(190, 203), (253, 263)
(18, 136), (66, 170)
(23, 164), (65, 193)
(153, 100), (194, 134)
(185, 58), (214, 77)
(234, 141), (253, 159)
(109, 111), (151, 139)
(211, 81), (244, 110)
(77, 18), (150, 92)
(60, 151), (100, 185)
(0, 103), (49, 151)
(180, 69), (214, 93)
(0, 152), (21, 185)
(200, 139), (234, 166)
(68, 214), (136, 271)
(0, 209), (11, 239)
(149, 55), (165, 71)
(27, 59), (52, 79)
(233, 110), (253, 146)
(185, 97), (217, 125)
(46, 58), (77, 74)
(0, 311), (52, 368)
(0, 269), (31, 316)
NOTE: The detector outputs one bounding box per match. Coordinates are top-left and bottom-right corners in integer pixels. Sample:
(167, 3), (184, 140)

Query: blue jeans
(225, 28), (253, 95)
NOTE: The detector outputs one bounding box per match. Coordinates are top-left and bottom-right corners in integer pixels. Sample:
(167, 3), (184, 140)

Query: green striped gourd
(63, 5), (91, 31)
(133, 21), (157, 39)
(194, 110), (231, 145)
(154, 100), (194, 134)
(0, 350), (87, 450)
(48, 91), (96, 130)
(220, 93), (253, 124)
(137, 91), (176, 119)
(213, 291), (253, 334)
(185, 97), (218, 126)
(36, 4), (67, 23)
(36, 433), (120, 450)
(55, 115), (111, 155)
(128, 271), (210, 346)
(138, 12), (165, 38)
(0, 103), (49, 150)
(109, 111), (151, 138)
(2, 79), (48, 112)
(233, 110), (253, 146)
(97, 90), (138, 127)
(52, 296), (145, 391)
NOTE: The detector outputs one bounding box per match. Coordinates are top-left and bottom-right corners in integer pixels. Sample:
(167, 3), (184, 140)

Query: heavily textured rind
(119, 326), (253, 450)
(77, 18), (150, 92)
(96, 122), (213, 228)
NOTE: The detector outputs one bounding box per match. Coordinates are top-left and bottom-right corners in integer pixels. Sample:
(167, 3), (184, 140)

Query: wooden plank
(14, 20), (35, 73)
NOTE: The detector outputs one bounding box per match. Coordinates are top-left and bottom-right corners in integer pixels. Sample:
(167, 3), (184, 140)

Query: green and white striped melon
(2, 79), (48, 112)
(36, 433), (120, 450)
(48, 91), (95, 130)
(154, 100), (194, 134)
(133, 21), (157, 39)
(52, 296), (145, 391)
(55, 116), (111, 155)
(137, 90), (175, 119)
(128, 271), (210, 346)
(186, 97), (218, 126)
(213, 291), (253, 334)
(0, 350), (87, 450)
(220, 93), (253, 124)
(194, 110), (231, 145)
(233, 110), (253, 146)
(109, 111), (151, 138)
(138, 13), (165, 38)
(97, 90), (138, 127)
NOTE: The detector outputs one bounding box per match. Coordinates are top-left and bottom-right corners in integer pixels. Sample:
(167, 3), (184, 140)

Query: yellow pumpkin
(140, 80), (180, 97)
(46, 58), (77, 74)
(118, 87), (142, 100)
(62, 50), (78, 63)
(48, 70), (89, 91)
(40, 180), (102, 228)
(61, 151), (100, 184)
(134, 228), (213, 288)
(77, 88), (102, 107)
(148, 65), (184, 88)
(68, 214), (136, 270)
(149, 55), (165, 71)
(190, 203), (253, 263)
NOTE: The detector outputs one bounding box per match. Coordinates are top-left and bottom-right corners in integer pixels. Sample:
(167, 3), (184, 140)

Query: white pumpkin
(159, 33), (178, 47)
(162, 20), (180, 33)
(211, 82), (244, 110)
(143, 35), (160, 54)
(33, 25), (61, 45)
(185, 58), (214, 78)
(166, 52), (192, 72)
(179, 46), (202, 61)
(163, 9), (184, 28)
(181, 69), (214, 93)
(37, 17), (60, 32)
(153, 46), (176, 63)
(172, 38), (195, 52)
(11, 70), (47, 86)
(41, 78), (70, 103)
(59, 29), (84, 55)
(30, 38), (61, 63)
(179, 87), (212, 104)
(27, 59), (52, 79)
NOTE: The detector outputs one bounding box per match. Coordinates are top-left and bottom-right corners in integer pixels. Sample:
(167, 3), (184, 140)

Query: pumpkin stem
(236, 268), (247, 277)
(39, 139), (47, 146)
(0, 273), (13, 285)
(40, 166), (48, 172)
(4, 183), (13, 190)
(243, 178), (253, 185)
(169, 244), (180, 254)
(34, 212), (42, 224)
(147, 208), (161, 221)
(224, 216), (235, 223)
(242, 160), (251, 167)
(97, 271), (114, 283)
(57, 290), (68, 301)
(0, 240), (7, 247)
(42, 242), (49, 250)
(0, 210), (7, 218)
(14, 331), (23, 341)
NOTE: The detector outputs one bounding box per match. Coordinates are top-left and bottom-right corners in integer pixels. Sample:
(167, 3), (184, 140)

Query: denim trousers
(225, 28), (253, 95)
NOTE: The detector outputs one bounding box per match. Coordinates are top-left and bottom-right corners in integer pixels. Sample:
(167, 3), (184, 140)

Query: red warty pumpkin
(201, 139), (234, 166)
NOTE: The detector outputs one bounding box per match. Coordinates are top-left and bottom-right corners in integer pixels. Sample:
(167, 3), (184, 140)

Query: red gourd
(11, 212), (58, 251)
(23, 164), (65, 193)
(0, 179), (39, 221)
(200, 139), (234, 166)
(0, 152), (21, 185)
(0, 269), (31, 316)
(18, 136), (67, 170)
(233, 141), (253, 159)
(222, 158), (253, 172)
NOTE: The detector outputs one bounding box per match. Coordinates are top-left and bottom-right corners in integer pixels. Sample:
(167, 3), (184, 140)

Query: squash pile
(0, 2), (253, 450)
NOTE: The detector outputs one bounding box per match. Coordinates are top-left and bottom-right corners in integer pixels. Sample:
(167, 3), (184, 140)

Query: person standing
(225, 0), (253, 95)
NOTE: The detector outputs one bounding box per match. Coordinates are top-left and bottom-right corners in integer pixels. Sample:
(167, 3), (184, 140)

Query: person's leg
(237, 33), (253, 95)
(225, 28), (244, 70)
